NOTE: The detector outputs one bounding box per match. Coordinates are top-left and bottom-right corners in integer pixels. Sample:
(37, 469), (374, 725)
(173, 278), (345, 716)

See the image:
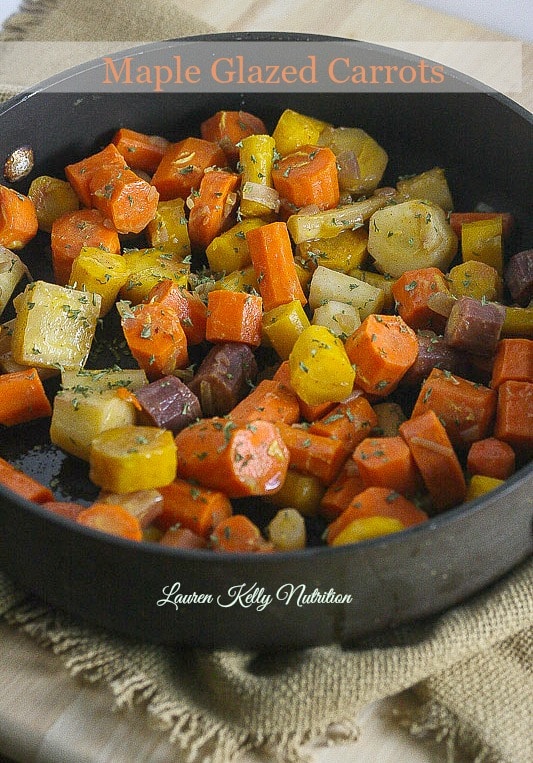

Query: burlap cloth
(0, 2), (532, 762)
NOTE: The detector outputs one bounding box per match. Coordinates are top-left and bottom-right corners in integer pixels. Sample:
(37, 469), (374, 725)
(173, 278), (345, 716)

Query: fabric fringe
(398, 698), (502, 763)
(0, 0), (60, 39)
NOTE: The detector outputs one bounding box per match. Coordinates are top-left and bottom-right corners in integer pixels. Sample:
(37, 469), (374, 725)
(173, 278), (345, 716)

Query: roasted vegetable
(367, 200), (457, 278)
(12, 280), (101, 370)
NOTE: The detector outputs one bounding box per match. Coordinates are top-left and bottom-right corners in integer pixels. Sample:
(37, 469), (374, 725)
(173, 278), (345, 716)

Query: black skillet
(0, 34), (531, 649)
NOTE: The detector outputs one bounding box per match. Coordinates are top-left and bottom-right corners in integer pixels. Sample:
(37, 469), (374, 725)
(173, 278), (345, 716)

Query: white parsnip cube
(372, 401), (407, 437)
(11, 281), (101, 370)
(312, 299), (360, 338)
(50, 388), (137, 461)
(0, 319), (58, 379)
(61, 367), (148, 395)
(0, 247), (27, 317)
(367, 200), (457, 278)
(309, 265), (384, 319)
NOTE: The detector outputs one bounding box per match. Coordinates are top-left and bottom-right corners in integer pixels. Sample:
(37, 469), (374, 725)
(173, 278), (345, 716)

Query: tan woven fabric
(0, 3), (532, 762)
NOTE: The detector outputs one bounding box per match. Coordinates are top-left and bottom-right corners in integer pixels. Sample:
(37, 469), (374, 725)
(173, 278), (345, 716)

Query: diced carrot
(157, 477), (232, 536)
(466, 437), (516, 480)
(200, 110), (267, 164)
(146, 279), (207, 345)
(275, 422), (348, 485)
(120, 302), (188, 380)
(64, 143), (127, 207)
(298, 398), (338, 423)
(159, 526), (208, 549)
(115, 387), (143, 411)
(352, 436), (422, 497)
(449, 212), (514, 239)
(246, 221), (306, 312)
(344, 314), (419, 396)
(174, 417), (290, 498)
(320, 459), (366, 520)
(493, 380), (533, 450)
(271, 145), (339, 210)
(151, 137), (226, 201)
(205, 289), (263, 346)
(0, 456), (54, 503)
(0, 186), (38, 250)
(112, 127), (169, 174)
(399, 410), (467, 511)
(391, 266), (450, 332)
(491, 338), (533, 389)
(42, 501), (86, 520)
(229, 378), (300, 425)
(76, 502), (143, 541)
(50, 208), (120, 285)
(0, 367), (52, 426)
(272, 359), (292, 383)
(89, 165), (159, 235)
(310, 393), (378, 453)
(210, 514), (273, 553)
(326, 486), (427, 544)
(411, 368), (497, 449)
(188, 170), (240, 248)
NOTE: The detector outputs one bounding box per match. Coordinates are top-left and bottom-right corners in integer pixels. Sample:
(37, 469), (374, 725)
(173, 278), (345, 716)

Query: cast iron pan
(0, 34), (531, 649)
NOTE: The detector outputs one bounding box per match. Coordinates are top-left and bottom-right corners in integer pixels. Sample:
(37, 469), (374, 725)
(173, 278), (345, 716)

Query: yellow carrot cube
(297, 228), (368, 274)
(239, 134), (278, 218)
(69, 247), (130, 316)
(447, 260), (503, 302)
(330, 516), (405, 545)
(120, 248), (190, 304)
(214, 264), (259, 293)
(262, 299), (310, 359)
(272, 109), (330, 155)
(28, 175), (80, 232)
(466, 474), (505, 501)
(268, 470), (325, 516)
(289, 324), (355, 406)
(501, 306), (533, 337)
(89, 425), (177, 492)
(267, 508), (306, 550)
(145, 198), (191, 259)
(318, 126), (388, 195)
(206, 218), (264, 274)
(396, 166), (454, 212)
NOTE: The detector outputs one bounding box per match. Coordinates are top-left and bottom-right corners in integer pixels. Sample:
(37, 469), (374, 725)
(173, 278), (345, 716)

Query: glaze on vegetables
(0, 107), (531, 551)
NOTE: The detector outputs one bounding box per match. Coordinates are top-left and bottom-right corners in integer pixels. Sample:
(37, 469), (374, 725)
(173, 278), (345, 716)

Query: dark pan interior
(0, 35), (531, 649)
